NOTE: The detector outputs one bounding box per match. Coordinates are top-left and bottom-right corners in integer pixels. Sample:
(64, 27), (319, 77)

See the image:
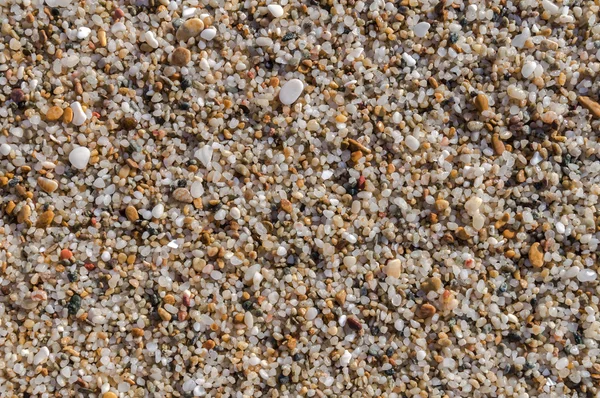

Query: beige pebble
(385, 259), (402, 279)
(125, 205), (139, 221)
(171, 47), (191, 66)
(492, 133), (505, 155)
(158, 307), (172, 321)
(37, 177), (58, 193)
(176, 18), (204, 41)
(434, 199), (449, 212)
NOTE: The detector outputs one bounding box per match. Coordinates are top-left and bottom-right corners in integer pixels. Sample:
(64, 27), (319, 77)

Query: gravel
(1, 0), (600, 397)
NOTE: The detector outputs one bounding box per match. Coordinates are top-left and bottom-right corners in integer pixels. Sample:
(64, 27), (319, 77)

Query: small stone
(529, 242), (544, 268)
(131, 328), (144, 337)
(405, 135), (420, 151)
(62, 107), (74, 123)
(385, 259), (402, 279)
(171, 47), (191, 66)
(33, 346), (50, 365)
(60, 248), (73, 260)
(103, 393), (118, 398)
(76, 26), (91, 39)
(492, 134), (505, 155)
(10, 88), (26, 103)
(121, 117), (137, 130)
(69, 146), (91, 169)
(98, 29), (107, 47)
(113, 8), (125, 20)
(163, 294), (176, 305)
(176, 18), (204, 41)
(46, 106), (64, 121)
(346, 317), (362, 331)
(416, 303), (436, 319)
(413, 22), (430, 38)
(279, 79), (304, 105)
(422, 277), (442, 292)
(201, 27), (217, 41)
(280, 199), (293, 214)
(203, 339), (216, 350)
(37, 177), (58, 193)
(152, 203), (164, 218)
(71, 101), (87, 126)
(577, 269), (597, 282)
(434, 199), (449, 212)
(402, 52), (416, 67)
(268, 4), (284, 18)
(474, 93), (489, 112)
(158, 307), (172, 321)
(17, 204), (31, 224)
(578, 96), (600, 119)
(125, 205), (139, 222)
(521, 61), (537, 79)
(0, 143), (11, 156)
(335, 290), (347, 306)
(36, 210), (55, 228)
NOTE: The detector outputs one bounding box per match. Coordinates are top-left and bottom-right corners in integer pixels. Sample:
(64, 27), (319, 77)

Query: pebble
(474, 93), (489, 112)
(577, 269), (597, 282)
(201, 27), (217, 41)
(171, 47), (191, 66)
(10, 88), (25, 103)
(33, 347), (50, 365)
(521, 61), (537, 79)
(173, 187), (193, 203)
(71, 102), (87, 126)
(421, 277), (442, 292)
(405, 135), (420, 151)
(413, 22), (430, 38)
(416, 303), (436, 319)
(176, 18), (204, 41)
(434, 199), (449, 211)
(69, 146), (91, 169)
(62, 106), (74, 123)
(279, 79), (304, 105)
(385, 259), (402, 279)
(401, 52), (416, 67)
(76, 26), (91, 39)
(0, 143), (11, 156)
(37, 177), (58, 193)
(267, 4), (284, 18)
(46, 106), (64, 121)
(529, 242), (545, 268)
(491, 134), (505, 155)
(158, 308), (172, 321)
(103, 393), (118, 398)
(125, 205), (139, 222)
(152, 203), (165, 218)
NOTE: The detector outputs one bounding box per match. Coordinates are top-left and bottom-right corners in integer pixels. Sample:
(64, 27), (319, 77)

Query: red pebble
(113, 8), (125, 20)
(357, 175), (366, 191)
(84, 263), (95, 271)
(60, 249), (73, 260)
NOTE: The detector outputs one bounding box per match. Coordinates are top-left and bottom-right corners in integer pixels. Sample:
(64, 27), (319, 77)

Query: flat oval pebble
(71, 101), (87, 126)
(68, 146), (90, 169)
(200, 27), (217, 41)
(279, 79), (304, 105)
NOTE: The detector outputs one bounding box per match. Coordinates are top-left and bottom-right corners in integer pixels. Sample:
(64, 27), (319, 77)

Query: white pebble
(191, 180), (204, 198)
(521, 61), (537, 79)
(339, 350), (352, 367)
(279, 79), (304, 105)
(555, 357), (569, 370)
(76, 27), (91, 39)
(577, 269), (597, 282)
(71, 101), (87, 126)
(413, 22), (430, 38)
(145, 31), (159, 48)
(33, 347), (50, 365)
(402, 53), (416, 67)
(385, 259), (402, 279)
(0, 143), (11, 156)
(405, 135), (420, 151)
(305, 307), (318, 320)
(200, 27), (217, 41)
(268, 4), (284, 18)
(152, 203), (164, 218)
(542, 0), (560, 15)
(68, 146), (91, 169)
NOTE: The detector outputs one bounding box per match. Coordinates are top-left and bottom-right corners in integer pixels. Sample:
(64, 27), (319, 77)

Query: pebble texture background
(1, 0), (600, 397)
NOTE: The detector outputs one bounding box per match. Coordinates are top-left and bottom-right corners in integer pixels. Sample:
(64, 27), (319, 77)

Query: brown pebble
(335, 290), (347, 306)
(63, 107), (74, 123)
(171, 47), (191, 66)
(173, 187), (194, 203)
(17, 204), (31, 224)
(176, 18), (204, 41)
(421, 277), (442, 293)
(492, 133), (505, 155)
(202, 339), (216, 350)
(578, 96), (600, 119)
(529, 242), (544, 268)
(158, 307), (172, 321)
(125, 205), (139, 222)
(121, 117), (137, 130)
(46, 106), (64, 121)
(131, 328), (144, 337)
(280, 199), (293, 214)
(474, 93), (489, 112)
(346, 317), (362, 331)
(36, 210), (55, 228)
(113, 8), (125, 20)
(163, 294), (175, 305)
(416, 303), (437, 319)
(10, 89), (26, 103)
(37, 177), (58, 193)
(5, 201), (16, 215)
